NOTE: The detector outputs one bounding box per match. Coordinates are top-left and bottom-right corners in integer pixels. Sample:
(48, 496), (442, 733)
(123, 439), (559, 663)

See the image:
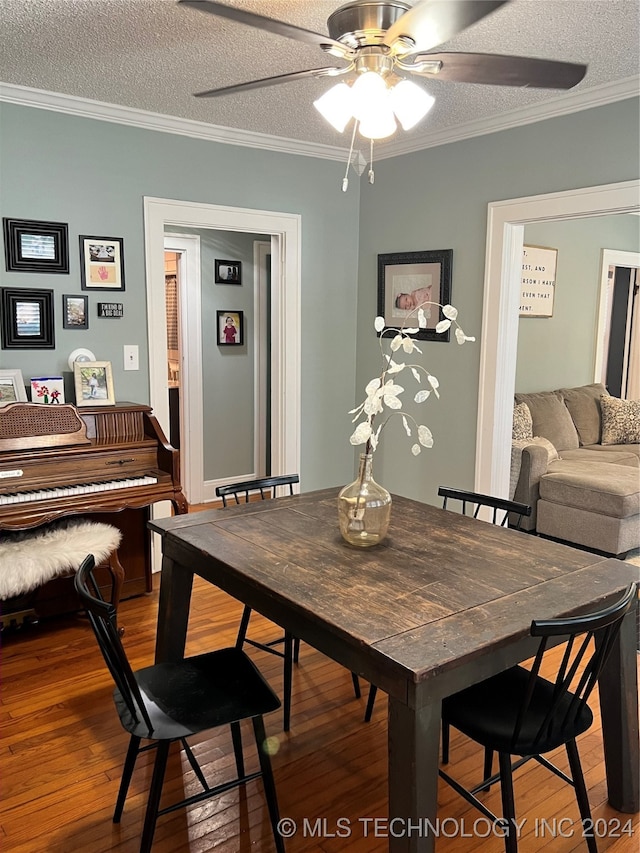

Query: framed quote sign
(520, 245), (557, 317)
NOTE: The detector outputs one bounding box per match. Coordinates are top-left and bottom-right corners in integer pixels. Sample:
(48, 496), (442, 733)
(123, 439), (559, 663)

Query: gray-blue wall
(356, 98), (640, 503)
(0, 103), (360, 489)
(1, 97), (639, 500)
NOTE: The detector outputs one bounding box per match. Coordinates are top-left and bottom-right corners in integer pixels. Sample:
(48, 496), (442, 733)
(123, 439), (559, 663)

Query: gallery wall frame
(79, 235), (125, 291)
(0, 368), (27, 406)
(377, 249), (453, 342)
(217, 310), (244, 346)
(215, 259), (242, 284)
(73, 360), (115, 406)
(3, 217), (69, 273)
(1, 287), (55, 349)
(63, 294), (89, 329)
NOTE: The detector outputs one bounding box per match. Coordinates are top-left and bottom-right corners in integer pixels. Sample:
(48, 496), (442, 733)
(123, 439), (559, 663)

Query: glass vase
(338, 453), (392, 547)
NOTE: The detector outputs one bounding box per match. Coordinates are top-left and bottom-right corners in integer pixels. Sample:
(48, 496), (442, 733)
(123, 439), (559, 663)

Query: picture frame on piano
(0, 369), (27, 407)
(74, 360), (116, 407)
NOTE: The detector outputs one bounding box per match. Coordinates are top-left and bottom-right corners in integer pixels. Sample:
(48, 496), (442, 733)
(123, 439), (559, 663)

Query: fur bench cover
(0, 520), (122, 600)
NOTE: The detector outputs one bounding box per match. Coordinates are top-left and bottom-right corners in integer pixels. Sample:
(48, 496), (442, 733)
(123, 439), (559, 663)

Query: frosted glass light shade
(313, 82), (354, 133)
(389, 80), (435, 131)
(352, 72), (397, 139)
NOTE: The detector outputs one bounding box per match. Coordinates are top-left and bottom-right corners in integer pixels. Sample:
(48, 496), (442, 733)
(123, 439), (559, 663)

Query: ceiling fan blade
(409, 52), (587, 88)
(178, 0), (352, 58)
(194, 67), (347, 98)
(385, 0), (510, 53)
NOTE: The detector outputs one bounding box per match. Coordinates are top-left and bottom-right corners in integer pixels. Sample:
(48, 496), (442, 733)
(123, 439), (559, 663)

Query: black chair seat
(442, 665), (593, 756)
(116, 648), (281, 739)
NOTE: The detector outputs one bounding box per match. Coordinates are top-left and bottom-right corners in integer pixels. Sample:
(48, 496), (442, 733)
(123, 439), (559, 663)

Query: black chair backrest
(74, 555), (154, 734)
(216, 474), (299, 507)
(512, 584), (637, 754)
(438, 486), (532, 529)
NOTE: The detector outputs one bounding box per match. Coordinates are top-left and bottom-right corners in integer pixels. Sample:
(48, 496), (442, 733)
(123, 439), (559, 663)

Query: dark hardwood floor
(1, 574), (638, 852)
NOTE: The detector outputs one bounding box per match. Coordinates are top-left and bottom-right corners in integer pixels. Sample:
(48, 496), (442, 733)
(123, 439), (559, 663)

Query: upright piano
(0, 401), (187, 618)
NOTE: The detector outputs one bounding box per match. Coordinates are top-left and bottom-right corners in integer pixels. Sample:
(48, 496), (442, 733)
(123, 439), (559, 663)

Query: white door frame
(594, 249), (640, 386)
(254, 240), (270, 477)
(476, 179), (640, 499)
(144, 197), (301, 512)
(163, 233), (203, 505)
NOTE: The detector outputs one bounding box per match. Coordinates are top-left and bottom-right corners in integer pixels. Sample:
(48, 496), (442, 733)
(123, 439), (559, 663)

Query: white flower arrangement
(349, 302), (475, 456)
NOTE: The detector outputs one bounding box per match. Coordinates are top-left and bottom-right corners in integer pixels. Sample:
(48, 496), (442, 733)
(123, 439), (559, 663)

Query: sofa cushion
(539, 462), (640, 519)
(512, 402), (533, 440)
(559, 447), (640, 467)
(514, 390), (579, 452)
(560, 383), (609, 446)
(601, 396), (640, 445)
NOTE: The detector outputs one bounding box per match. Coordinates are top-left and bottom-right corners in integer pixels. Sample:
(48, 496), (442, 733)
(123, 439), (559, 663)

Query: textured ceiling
(1, 0), (639, 154)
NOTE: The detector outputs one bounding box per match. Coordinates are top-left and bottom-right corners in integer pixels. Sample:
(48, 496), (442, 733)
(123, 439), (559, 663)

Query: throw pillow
(514, 390), (579, 452)
(600, 396), (640, 445)
(512, 402), (533, 441)
(560, 383), (609, 446)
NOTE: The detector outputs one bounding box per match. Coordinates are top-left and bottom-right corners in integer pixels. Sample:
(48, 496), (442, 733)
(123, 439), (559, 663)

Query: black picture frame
(3, 218), (69, 274)
(215, 259), (242, 284)
(1, 287), (55, 349)
(62, 294), (89, 330)
(217, 310), (244, 346)
(79, 235), (125, 291)
(377, 249), (453, 342)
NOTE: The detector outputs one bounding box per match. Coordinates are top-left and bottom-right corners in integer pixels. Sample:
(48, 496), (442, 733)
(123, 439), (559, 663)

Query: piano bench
(0, 520), (123, 630)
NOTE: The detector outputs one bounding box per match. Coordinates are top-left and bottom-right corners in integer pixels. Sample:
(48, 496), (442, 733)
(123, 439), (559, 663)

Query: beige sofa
(511, 383), (640, 556)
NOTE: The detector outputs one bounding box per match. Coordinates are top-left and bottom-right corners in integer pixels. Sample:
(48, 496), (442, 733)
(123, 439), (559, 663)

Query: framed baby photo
(377, 249), (452, 342)
(79, 235), (125, 291)
(216, 311), (243, 346)
(73, 360), (115, 406)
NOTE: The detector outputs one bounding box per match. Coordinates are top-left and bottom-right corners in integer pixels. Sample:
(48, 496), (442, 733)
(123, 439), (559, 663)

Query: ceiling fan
(179, 0), (587, 186)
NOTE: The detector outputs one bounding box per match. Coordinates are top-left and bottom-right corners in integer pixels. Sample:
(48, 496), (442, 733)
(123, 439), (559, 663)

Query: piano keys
(0, 401), (187, 618)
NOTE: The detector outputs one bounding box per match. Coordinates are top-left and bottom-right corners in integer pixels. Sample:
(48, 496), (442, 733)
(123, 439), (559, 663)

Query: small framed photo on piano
(74, 360), (115, 407)
(0, 369), (27, 407)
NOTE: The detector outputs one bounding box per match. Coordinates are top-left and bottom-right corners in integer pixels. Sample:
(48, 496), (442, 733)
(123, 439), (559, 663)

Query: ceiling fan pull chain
(368, 139), (375, 184)
(342, 120), (359, 192)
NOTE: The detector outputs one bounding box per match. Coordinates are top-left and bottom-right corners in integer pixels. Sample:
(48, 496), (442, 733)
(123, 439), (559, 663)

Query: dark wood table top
(151, 488), (638, 699)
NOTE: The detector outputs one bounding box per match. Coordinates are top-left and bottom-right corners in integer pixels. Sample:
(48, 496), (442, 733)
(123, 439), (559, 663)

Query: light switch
(123, 345), (139, 371)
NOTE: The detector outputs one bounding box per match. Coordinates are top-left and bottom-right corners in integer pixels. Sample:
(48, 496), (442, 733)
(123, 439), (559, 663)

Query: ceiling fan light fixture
(358, 107), (397, 139)
(389, 79), (435, 130)
(313, 82), (354, 133)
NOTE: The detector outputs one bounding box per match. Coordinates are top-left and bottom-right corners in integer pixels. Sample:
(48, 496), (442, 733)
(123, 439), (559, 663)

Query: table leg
(154, 554), (193, 664)
(597, 607), (640, 812)
(388, 696), (441, 853)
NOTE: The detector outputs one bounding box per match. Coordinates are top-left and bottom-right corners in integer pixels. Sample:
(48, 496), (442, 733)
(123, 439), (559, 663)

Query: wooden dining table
(150, 488), (639, 853)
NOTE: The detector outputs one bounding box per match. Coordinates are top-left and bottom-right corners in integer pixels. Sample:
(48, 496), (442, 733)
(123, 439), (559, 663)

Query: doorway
(144, 197), (301, 531)
(475, 180), (640, 499)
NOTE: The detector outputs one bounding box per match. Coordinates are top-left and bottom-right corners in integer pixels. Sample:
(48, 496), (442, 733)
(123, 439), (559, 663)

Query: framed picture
(1, 287), (55, 349)
(217, 310), (244, 346)
(30, 376), (65, 405)
(519, 245), (557, 317)
(2, 218), (69, 274)
(62, 294), (89, 329)
(0, 369), (27, 406)
(215, 259), (242, 284)
(73, 360), (115, 406)
(377, 249), (453, 342)
(79, 235), (125, 291)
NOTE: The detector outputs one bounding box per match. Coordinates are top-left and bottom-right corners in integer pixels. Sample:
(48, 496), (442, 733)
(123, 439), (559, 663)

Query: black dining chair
(362, 488), (532, 724)
(439, 583), (637, 853)
(215, 474), (300, 732)
(74, 555), (285, 853)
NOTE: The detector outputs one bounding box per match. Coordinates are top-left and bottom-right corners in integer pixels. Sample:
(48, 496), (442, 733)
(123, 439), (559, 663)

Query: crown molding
(376, 76), (640, 160)
(0, 82), (350, 162)
(1, 76), (638, 163)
